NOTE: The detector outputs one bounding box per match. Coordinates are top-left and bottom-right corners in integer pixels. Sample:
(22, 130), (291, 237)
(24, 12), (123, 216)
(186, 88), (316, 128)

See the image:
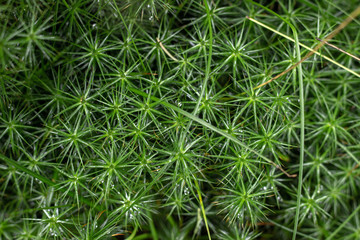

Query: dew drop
(317, 185), (324, 194)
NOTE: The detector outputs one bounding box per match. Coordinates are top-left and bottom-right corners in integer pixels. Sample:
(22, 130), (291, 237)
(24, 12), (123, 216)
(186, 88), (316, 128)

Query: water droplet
(184, 187), (189, 195)
(149, 16), (153, 21)
(317, 185), (324, 193)
(178, 102), (182, 107)
(147, 4), (151, 8)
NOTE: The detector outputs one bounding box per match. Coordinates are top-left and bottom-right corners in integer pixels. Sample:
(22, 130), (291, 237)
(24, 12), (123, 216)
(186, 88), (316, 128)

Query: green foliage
(0, 0), (360, 239)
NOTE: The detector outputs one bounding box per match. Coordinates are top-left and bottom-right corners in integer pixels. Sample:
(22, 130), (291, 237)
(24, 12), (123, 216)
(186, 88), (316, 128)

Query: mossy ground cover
(0, 0), (360, 239)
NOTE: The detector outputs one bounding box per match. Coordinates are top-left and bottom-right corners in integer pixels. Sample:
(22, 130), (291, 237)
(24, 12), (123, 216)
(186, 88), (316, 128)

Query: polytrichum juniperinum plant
(1, 0), (360, 239)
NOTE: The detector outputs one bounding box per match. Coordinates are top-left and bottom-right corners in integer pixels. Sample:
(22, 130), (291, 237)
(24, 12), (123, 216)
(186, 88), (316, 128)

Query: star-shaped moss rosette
(1, 1), (360, 239)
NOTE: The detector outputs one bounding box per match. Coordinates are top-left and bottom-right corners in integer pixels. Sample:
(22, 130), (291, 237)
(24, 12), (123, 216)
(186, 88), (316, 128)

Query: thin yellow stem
(316, 37), (360, 62)
(156, 37), (179, 61)
(246, 10), (360, 91)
